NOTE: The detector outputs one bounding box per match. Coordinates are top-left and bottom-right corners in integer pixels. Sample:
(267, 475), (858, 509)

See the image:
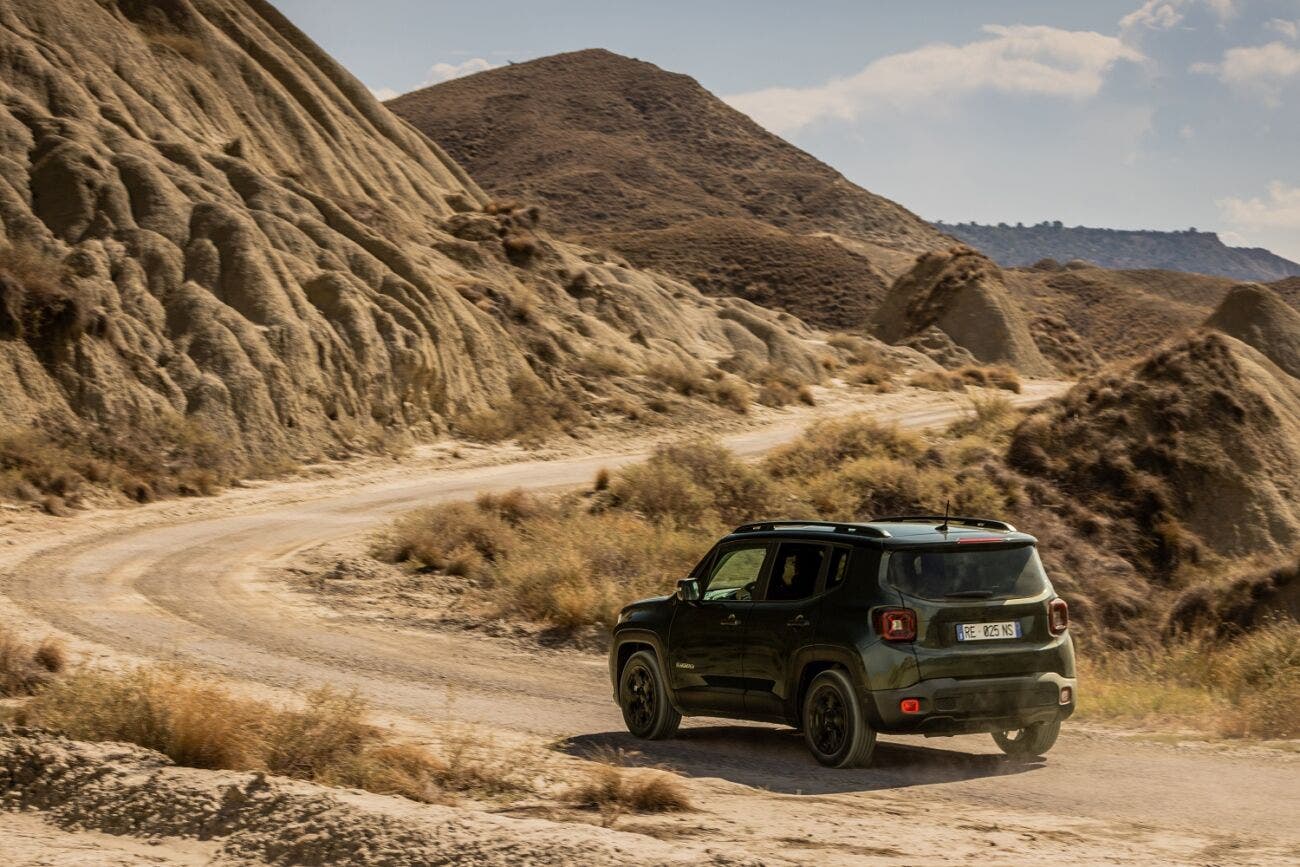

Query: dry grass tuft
(20, 667), (534, 802)
(846, 361), (894, 387)
(0, 630), (66, 697)
(1078, 621), (1300, 740)
(564, 748), (692, 823)
(909, 365), (1022, 393)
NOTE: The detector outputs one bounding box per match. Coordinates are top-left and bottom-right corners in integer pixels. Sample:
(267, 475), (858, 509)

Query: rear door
(743, 541), (842, 717)
(668, 541), (771, 715)
(886, 544), (1065, 680)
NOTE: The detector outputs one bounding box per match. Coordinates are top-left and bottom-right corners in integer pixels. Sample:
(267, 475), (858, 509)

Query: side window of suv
(703, 545), (768, 601)
(826, 546), (851, 590)
(763, 542), (826, 602)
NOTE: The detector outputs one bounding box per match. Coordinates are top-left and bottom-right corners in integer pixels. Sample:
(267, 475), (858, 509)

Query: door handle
(787, 614), (811, 628)
(720, 613), (740, 626)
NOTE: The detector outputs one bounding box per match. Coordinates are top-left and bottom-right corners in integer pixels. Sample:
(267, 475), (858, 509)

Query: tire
(618, 650), (681, 740)
(802, 669), (876, 768)
(992, 720), (1061, 759)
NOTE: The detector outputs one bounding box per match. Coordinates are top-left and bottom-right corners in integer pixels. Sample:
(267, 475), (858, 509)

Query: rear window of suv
(886, 544), (1048, 601)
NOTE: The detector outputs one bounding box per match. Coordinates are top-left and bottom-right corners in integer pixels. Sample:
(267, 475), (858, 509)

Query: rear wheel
(802, 669), (876, 768)
(992, 720), (1060, 759)
(619, 651), (681, 740)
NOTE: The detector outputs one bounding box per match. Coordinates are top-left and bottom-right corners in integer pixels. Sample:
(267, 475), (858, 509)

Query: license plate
(955, 621), (1021, 642)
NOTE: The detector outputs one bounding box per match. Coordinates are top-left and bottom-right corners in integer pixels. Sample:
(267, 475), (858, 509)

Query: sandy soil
(4, 380), (1298, 865)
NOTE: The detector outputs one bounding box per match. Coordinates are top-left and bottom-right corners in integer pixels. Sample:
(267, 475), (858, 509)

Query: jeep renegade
(609, 516), (1076, 767)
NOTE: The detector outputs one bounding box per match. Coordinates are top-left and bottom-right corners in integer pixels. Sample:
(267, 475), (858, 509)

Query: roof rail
(871, 515), (1017, 532)
(731, 520), (891, 538)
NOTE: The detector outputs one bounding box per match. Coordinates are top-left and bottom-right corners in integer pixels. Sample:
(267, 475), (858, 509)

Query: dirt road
(3, 381), (1298, 865)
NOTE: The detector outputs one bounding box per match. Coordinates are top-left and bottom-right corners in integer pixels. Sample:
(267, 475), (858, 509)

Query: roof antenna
(939, 499), (950, 534)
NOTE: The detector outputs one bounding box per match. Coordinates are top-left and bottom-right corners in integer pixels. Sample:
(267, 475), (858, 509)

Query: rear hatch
(887, 542), (1067, 680)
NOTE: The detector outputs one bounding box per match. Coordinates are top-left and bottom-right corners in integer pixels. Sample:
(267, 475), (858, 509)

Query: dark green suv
(609, 516), (1076, 767)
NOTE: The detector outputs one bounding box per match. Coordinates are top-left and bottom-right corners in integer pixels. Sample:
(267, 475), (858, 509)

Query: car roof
(723, 517), (1038, 549)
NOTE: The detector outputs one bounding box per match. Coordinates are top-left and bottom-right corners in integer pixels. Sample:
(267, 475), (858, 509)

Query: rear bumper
(862, 672), (1076, 735)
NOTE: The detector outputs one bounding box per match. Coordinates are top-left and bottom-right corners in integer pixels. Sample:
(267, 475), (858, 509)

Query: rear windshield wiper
(944, 590), (995, 599)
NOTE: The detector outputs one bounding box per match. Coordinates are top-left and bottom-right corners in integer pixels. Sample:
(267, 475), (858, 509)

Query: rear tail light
(1049, 598), (1069, 635)
(876, 608), (917, 641)
(900, 698), (922, 714)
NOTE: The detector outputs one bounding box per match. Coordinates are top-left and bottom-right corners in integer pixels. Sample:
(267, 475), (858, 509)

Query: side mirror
(675, 578), (701, 603)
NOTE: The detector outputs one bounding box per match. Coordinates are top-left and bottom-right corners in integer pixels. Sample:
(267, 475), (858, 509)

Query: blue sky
(276, 0), (1300, 261)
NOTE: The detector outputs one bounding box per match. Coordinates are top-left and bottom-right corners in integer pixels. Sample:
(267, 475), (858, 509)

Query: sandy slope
(3, 381), (1299, 865)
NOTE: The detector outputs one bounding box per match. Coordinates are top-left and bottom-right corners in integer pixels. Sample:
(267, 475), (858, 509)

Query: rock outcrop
(872, 247), (1054, 376)
(0, 0), (826, 481)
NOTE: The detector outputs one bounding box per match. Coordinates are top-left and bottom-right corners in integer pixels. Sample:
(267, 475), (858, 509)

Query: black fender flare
(609, 628), (686, 715)
(784, 644), (876, 724)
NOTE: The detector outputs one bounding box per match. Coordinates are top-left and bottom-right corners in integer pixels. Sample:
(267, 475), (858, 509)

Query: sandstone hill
(1010, 331), (1300, 576)
(936, 222), (1300, 283)
(1206, 283), (1300, 379)
(387, 49), (947, 328)
(872, 247), (1055, 376)
(0, 0), (828, 501)
(1001, 261), (1237, 364)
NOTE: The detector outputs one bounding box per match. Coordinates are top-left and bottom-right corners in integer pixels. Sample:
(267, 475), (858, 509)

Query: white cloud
(1120, 1), (1186, 34)
(1266, 18), (1300, 41)
(1193, 41), (1300, 102)
(369, 86), (400, 101)
(1120, 0), (1237, 36)
(1219, 181), (1300, 230)
(424, 57), (496, 84)
(725, 25), (1143, 135)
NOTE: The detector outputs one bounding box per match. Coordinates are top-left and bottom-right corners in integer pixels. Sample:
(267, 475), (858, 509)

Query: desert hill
(0, 0), (827, 502)
(1011, 331), (1300, 576)
(1001, 261), (1238, 363)
(872, 246), (1053, 376)
(936, 222), (1300, 283)
(387, 48), (947, 328)
(1206, 283), (1300, 379)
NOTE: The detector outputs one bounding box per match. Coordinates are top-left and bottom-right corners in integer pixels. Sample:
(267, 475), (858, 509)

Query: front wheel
(802, 669), (876, 768)
(619, 651), (681, 740)
(992, 720), (1060, 759)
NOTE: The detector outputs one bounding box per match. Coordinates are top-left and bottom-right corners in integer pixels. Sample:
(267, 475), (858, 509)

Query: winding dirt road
(3, 381), (1298, 865)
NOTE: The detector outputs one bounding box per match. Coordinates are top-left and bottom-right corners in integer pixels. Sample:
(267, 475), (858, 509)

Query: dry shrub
(957, 364), (1022, 393)
(752, 365), (815, 408)
(1214, 622), (1300, 739)
(712, 375), (753, 413)
(565, 751), (691, 823)
(947, 394), (1017, 438)
(610, 461), (713, 528)
(592, 467), (611, 492)
(1078, 621), (1300, 739)
(20, 667), (516, 802)
(909, 369), (962, 392)
(647, 359), (709, 397)
(803, 456), (1007, 522)
(25, 667), (266, 770)
(826, 333), (882, 365)
(0, 630), (66, 697)
(611, 440), (777, 527)
(375, 501), (516, 576)
(492, 512), (708, 630)
(764, 415), (924, 480)
(847, 361), (893, 387)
